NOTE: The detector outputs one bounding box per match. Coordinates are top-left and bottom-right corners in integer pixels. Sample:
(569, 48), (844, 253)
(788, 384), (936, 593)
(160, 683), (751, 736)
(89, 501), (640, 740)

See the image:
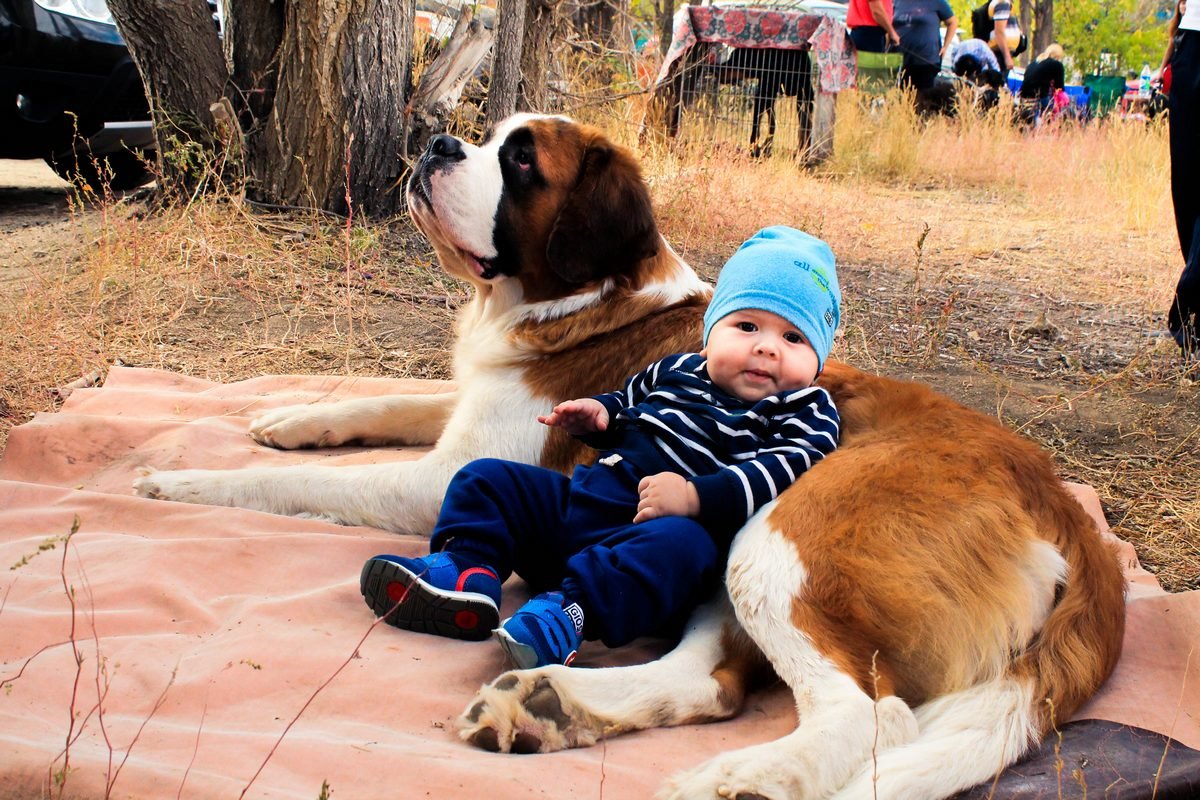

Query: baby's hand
(538, 398), (609, 436)
(634, 472), (700, 523)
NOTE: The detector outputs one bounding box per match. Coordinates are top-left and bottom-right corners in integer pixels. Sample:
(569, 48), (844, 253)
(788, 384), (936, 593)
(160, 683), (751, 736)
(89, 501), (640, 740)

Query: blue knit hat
(703, 226), (841, 371)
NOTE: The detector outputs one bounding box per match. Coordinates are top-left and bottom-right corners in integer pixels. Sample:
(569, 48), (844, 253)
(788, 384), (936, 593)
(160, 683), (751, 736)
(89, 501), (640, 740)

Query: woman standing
(1160, 0), (1199, 355)
(892, 0), (957, 93)
(847, 0), (901, 53)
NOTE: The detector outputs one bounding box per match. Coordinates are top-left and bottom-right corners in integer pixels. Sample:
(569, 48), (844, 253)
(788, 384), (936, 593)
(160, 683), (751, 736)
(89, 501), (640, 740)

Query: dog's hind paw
(132, 469), (226, 506)
(458, 670), (607, 754)
(132, 471), (167, 499)
(659, 750), (798, 800)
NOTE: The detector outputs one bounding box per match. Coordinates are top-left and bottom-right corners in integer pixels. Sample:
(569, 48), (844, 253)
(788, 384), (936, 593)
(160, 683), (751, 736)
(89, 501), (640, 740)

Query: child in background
(361, 227), (843, 668)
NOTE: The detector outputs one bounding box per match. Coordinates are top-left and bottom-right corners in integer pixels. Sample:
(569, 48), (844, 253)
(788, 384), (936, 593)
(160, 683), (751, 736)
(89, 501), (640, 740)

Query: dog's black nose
(428, 134), (465, 161)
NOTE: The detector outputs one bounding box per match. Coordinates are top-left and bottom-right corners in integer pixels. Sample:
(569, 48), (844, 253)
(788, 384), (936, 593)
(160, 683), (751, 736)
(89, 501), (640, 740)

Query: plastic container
(1083, 74), (1128, 116)
(855, 50), (904, 94)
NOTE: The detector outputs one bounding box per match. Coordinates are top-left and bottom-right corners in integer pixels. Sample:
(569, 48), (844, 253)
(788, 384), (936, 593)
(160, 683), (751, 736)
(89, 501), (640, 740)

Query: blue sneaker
(495, 592), (585, 669)
(360, 553), (501, 641)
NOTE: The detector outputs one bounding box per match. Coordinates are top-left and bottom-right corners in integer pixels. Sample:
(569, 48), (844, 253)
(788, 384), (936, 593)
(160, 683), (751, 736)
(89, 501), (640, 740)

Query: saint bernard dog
(135, 114), (1126, 799)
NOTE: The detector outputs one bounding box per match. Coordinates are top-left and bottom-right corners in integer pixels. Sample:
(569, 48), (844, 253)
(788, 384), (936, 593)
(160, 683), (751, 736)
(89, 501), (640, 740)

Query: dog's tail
(833, 486), (1127, 800)
(1019, 483), (1127, 733)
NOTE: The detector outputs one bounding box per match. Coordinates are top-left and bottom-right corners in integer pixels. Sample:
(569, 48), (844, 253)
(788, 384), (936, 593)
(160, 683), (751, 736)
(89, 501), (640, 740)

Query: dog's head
(406, 114), (661, 302)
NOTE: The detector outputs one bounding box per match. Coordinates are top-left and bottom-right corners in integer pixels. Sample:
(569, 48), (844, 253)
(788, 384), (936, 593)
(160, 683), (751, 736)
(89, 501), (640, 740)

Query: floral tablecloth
(655, 4), (856, 94)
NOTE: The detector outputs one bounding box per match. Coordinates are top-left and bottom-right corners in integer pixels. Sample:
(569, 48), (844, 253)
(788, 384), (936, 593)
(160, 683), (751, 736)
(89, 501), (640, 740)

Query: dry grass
(1, 186), (462, 436)
(0, 89), (1196, 590)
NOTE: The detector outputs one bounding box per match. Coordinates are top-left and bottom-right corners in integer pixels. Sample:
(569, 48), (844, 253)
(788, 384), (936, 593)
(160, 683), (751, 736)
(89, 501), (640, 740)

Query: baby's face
(701, 309), (820, 402)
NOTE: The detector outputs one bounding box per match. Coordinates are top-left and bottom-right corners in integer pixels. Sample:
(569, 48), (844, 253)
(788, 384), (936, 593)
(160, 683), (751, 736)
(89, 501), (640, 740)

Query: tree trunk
(106, 0), (227, 191)
(111, 0), (418, 219)
(520, 0), (562, 112)
(226, 0), (285, 130)
(246, 0), (413, 218)
(1019, 0), (1033, 66)
(487, 0), (528, 128)
(657, 0), (675, 58)
(571, 0), (620, 48)
(346, 1), (414, 217)
(1033, 0), (1054, 60)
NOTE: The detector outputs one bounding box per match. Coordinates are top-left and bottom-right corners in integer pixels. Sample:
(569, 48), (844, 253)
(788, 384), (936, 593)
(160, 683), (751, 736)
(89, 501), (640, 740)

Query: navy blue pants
(1169, 30), (1200, 353)
(849, 26), (890, 54)
(430, 457), (723, 648)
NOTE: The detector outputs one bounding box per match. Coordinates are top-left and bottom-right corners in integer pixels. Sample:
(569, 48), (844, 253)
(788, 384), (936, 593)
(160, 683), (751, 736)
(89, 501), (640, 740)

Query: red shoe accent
(455, 609), (480, 630)
(386, 581), (409, 603)
(455, 566), (498, 593)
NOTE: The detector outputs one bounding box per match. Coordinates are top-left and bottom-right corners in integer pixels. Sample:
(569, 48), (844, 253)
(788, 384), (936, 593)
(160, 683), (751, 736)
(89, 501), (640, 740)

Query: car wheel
(45, 148), (155, 192)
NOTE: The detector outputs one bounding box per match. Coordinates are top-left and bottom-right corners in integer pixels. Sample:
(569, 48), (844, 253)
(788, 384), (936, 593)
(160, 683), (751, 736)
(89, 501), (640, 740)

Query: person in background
(1020, 43), (1067, 122)
(952, 36), (1000, 79)
(893, 0), (958, 93)
(1155, 0), (1186, 88)
(970, 0), (1020, 76)
(1158, 0), (1199, 355)
(848, 0), (901, 53)
(950, 37), (1004, 110)
(1021, 44), (1065, 103)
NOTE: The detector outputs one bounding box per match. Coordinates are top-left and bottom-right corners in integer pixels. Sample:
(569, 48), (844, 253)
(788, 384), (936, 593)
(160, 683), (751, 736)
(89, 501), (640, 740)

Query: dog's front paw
(133, 469), (225, 506)
(248, 405), (344, 450)
(459, 670), (606, 754)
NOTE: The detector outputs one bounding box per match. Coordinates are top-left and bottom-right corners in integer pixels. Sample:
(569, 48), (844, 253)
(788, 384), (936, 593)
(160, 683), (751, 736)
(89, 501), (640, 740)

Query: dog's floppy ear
(546, 139), (659, 284)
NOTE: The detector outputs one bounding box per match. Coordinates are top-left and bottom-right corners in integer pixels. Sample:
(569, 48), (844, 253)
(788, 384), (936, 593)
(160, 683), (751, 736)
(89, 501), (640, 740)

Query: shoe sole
(494, 627), (540, 669)
(495, 625), (578, 669)
(360, 558), (499, 641)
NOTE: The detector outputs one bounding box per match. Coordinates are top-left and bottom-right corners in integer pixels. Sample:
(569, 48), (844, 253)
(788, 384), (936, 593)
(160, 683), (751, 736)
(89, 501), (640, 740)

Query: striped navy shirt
(583, 353), (840, 534)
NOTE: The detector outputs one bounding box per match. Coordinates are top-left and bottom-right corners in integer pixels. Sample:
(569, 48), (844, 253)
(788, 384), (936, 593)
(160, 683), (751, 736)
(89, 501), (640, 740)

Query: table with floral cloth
(652, 4), (855, 159)
(654, 4), (856, 94)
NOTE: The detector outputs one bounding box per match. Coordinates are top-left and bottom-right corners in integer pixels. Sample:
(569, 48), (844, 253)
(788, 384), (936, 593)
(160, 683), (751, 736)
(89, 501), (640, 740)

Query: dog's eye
(513, 149), (534, 170)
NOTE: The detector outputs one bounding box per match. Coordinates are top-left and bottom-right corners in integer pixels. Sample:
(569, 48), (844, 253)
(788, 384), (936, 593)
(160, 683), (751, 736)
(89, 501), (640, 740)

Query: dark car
(1, 0), (218, 190)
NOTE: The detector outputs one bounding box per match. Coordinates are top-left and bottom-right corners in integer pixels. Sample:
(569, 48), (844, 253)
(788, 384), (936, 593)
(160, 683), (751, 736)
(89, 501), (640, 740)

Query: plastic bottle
(1139, 63), (1153, 99)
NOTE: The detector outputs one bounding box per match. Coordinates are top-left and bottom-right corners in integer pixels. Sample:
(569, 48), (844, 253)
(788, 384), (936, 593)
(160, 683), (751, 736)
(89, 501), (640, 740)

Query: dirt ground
(1, 157), (1197, 592)
(0, 161), (72, 289)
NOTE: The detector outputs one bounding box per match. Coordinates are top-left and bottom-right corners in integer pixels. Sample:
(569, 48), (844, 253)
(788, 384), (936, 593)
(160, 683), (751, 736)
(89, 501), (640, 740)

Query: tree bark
(1019, 0), (1033, 66)
(111, 0), (423, 219)
(487, 0), (527, 128)
(520, 0), (562, 112)
(227, 0), (285, 130)
(657, 0), (676, 56)
(245, 0), (413, 218)
(657, 0), (675, 58)
(346, 1), (414, 217)
(106, 0), (228, 191)
(570, 0), (621, 49)
(1033, 0), (1054, 60)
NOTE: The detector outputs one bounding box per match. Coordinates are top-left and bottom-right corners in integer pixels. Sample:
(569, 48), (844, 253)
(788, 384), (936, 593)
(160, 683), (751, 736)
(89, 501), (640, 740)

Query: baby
(361, 226), (842, 668)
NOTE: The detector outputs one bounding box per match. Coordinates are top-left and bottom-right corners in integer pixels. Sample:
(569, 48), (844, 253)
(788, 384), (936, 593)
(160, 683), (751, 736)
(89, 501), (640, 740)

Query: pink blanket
(2, 367), (1197, 798)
